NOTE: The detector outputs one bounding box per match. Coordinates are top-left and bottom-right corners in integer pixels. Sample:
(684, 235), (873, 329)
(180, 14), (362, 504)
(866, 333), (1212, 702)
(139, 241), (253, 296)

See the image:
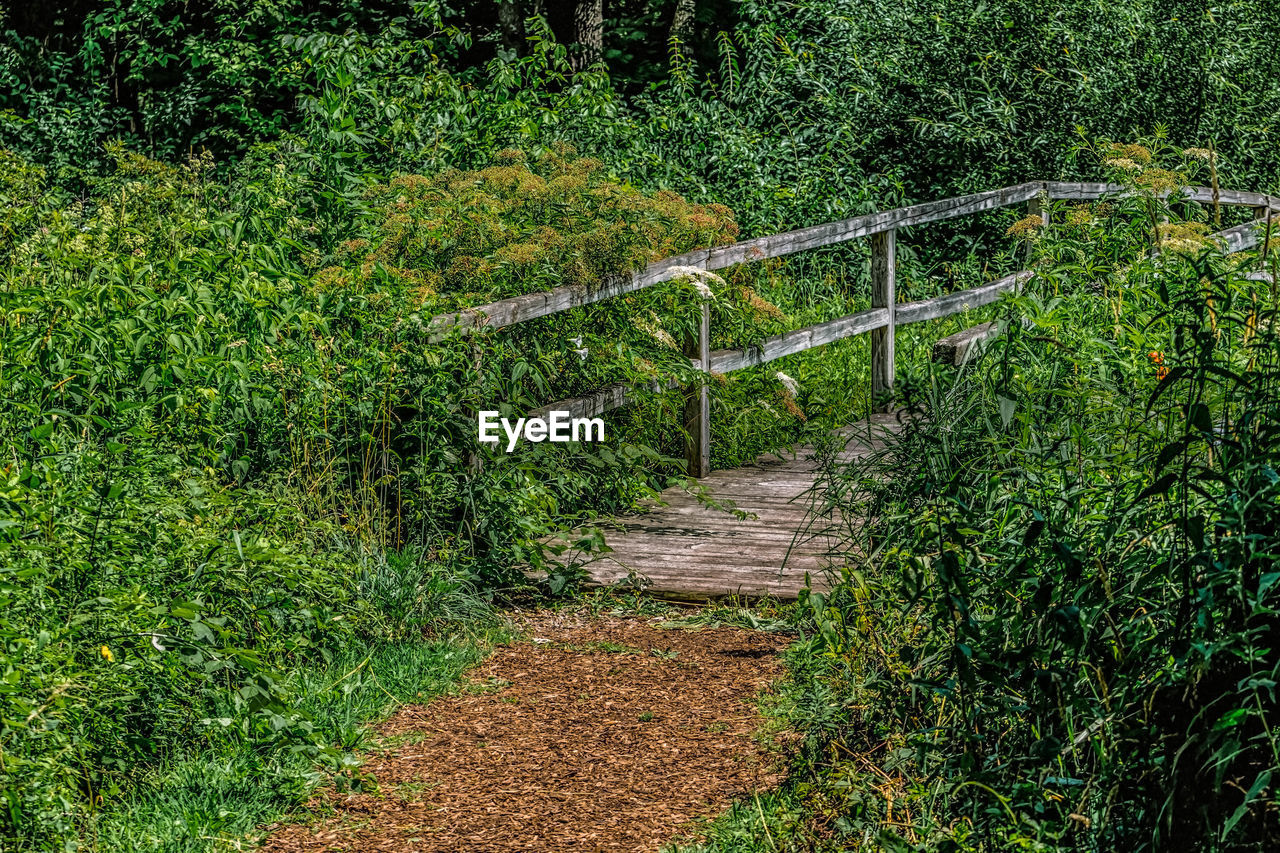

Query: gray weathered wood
(896, 271), (1030, 325)
(870, 229), (896, 411)
(641, 489), (820, 508)
(708, 307), (889, 374)
(428, 183), (1277, 338)
(538, 413), (901, 599)
(527, 375), (684, 422)
(932, 321), (1000, 365)
(1046, 182), (1280, 212)
(1028, 193), (1050, 226)
(683, 301), (711, 478)
(605, 519), (836, 542)
(427, 247), (715, 339)
(705, 182), (1044, 270)
(595, 538), (835, 562)
(1183, 187), (1280, 210)
(1045, 182), (1126, 201)
(658, 487), (820, 504)
(527, 382), (631, 422)
(1210, 220), (1264, 254)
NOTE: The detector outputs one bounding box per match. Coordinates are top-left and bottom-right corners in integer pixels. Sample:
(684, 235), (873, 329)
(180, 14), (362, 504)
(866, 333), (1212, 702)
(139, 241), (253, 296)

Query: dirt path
(261, 613), (793, 853)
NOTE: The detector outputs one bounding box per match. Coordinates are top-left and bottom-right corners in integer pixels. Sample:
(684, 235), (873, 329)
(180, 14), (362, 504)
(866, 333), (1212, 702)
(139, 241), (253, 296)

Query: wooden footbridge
(431, 181), (1278, 599)
(536, 414), (899, 599)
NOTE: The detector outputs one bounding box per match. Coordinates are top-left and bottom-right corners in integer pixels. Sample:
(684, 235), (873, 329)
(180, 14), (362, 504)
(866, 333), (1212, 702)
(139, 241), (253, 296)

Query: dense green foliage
(4, 0), (1280, 850)
(0, 137), (751, 847)
(796, 146), (1280, 850)
(7, 0), (1280, 229)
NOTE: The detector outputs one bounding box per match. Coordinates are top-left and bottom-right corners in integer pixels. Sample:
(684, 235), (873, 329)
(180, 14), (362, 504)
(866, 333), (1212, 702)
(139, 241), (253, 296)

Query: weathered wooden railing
(430, 181), (1279, 477)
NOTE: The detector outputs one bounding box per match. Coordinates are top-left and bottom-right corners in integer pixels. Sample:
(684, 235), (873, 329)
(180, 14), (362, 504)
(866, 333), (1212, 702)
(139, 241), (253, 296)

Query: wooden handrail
(522, 269), (1037, 423)
(702, 182), (1043, 270)
(456, 181), (1275, 476)
(708, 307), (890, 374)
(428, 182), (1278, 339)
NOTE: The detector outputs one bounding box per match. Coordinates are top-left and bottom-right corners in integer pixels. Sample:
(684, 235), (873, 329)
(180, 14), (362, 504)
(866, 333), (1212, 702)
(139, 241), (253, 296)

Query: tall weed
(807, 143), (1280, 850)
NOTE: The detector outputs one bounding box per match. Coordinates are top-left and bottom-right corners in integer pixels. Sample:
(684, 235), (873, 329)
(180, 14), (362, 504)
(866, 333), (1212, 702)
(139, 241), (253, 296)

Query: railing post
(683, 301), (711, 478)
(466, 338), (484, 475)
(870, 228), (896, 413)
(1029, 192), (1050, 226)
(1026, 192), (1049, 264)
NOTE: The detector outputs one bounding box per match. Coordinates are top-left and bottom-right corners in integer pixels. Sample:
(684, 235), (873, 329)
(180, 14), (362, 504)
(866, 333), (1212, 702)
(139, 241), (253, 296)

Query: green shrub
(0, 138), (748, 847)
(350, 144), (738, 308)
(806, 143), (1280, 849)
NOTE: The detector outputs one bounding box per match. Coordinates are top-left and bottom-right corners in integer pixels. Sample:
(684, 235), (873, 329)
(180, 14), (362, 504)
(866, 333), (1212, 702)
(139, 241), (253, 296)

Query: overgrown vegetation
(0, 136), (747, 847)
(790, 144), (1280, 850)
(3, 1), (1280, 850)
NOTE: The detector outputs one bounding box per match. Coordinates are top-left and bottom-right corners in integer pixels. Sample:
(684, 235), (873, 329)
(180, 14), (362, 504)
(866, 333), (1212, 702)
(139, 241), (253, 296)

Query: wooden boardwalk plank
(541, 414), (898, 600)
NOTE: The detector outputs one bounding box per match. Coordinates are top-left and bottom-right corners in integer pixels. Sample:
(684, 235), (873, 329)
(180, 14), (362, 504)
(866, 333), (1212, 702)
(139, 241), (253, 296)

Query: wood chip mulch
(259, 612), (793, 853)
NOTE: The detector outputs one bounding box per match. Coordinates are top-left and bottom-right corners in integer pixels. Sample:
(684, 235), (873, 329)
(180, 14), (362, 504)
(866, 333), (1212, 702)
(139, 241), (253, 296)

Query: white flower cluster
(633, 311), (678, 349)
(668, 265), (725, 300)
(1105, 158), (1140, 172)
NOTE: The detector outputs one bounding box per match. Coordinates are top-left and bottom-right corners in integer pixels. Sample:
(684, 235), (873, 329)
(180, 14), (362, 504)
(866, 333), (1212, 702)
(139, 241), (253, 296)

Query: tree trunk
(573, 0), (603, 70)
(498, 2), (523, 53)
(669, 0), (696, 52)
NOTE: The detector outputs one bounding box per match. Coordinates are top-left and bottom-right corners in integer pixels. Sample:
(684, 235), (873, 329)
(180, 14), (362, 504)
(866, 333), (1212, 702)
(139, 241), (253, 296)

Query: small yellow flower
(1006, 214), (1045, 239)
(1065, 205), (1094, 227)
(100, 645), (114, 662)
(1157, 221), (1210, 254)
(777, 388), (807, 421)
(1106, 143), (1153, 164)
(1135, 168), (1186, 195)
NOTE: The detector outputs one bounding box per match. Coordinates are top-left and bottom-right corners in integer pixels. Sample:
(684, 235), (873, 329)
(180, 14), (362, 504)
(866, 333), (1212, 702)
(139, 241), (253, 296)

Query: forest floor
(258, 610), (795, 853)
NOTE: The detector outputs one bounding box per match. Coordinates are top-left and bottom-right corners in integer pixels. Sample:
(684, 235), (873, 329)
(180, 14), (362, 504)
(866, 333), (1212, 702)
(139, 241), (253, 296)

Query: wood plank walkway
(543, 414), (899, 600)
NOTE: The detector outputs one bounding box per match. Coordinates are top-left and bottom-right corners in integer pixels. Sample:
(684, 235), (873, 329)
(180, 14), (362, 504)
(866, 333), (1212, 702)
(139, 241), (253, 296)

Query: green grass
(81, 630), (508, 853)
(668, 789), (824, 853)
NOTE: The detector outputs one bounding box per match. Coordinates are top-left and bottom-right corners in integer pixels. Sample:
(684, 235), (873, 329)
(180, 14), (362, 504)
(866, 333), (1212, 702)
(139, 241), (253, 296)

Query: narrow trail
(261, 613), (793, 853)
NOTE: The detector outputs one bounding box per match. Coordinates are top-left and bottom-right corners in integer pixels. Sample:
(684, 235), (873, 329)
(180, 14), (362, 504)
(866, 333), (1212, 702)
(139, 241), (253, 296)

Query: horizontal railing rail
(441, 181), (1276, 476)
(428, 182), (1279, 338)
